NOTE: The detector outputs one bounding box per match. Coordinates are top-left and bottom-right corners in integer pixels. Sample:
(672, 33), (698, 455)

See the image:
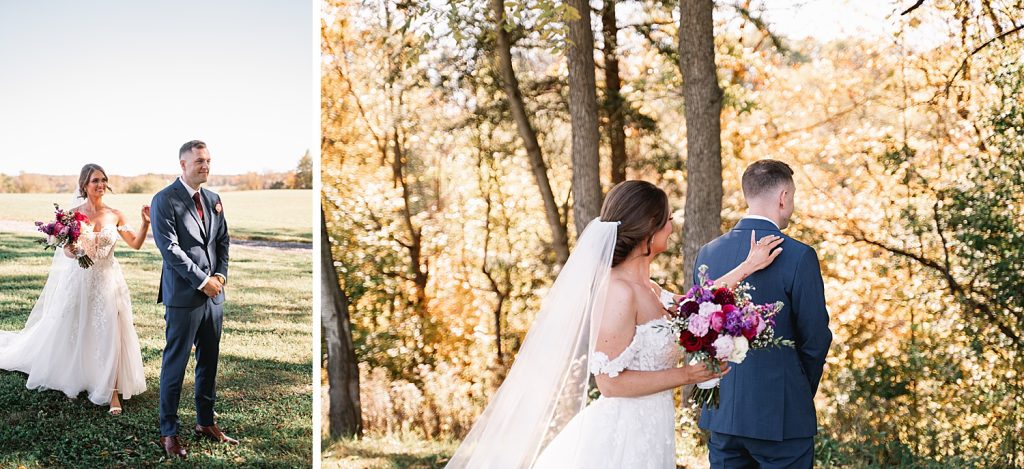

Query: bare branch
(730, 3), (796, 57)
(944, 23), (1024, 96)
(900, 0), (926, 16)
(845, 231), (1021, 344)
(771, 93), (878, 139)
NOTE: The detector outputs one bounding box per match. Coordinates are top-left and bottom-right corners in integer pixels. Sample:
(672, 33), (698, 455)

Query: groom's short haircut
(742, 159), (794, 200)
(179, 140), (207, 159)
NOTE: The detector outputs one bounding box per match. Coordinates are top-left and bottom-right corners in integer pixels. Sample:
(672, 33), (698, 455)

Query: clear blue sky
(0, 0), (313, 176)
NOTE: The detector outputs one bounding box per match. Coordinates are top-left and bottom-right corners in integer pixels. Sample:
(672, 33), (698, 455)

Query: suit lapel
(201, 189), (214, 235)
(172, 179), (208, 240)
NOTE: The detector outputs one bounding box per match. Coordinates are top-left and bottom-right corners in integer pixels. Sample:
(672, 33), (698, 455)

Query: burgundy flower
(742, 324), (758, 340)
(713, 288), (736, 305)
(679, 300), (699, 317)
(700, 329), (719, 348)
(680, 330), (703, 352)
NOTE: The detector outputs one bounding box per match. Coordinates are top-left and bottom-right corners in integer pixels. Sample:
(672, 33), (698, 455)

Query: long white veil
(446, 218), (618, 468)
(17, 192), (84, 331)
(1, 192), (83, 348)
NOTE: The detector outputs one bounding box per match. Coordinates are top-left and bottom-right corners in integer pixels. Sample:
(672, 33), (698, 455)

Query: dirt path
(0, 220), (311, 251)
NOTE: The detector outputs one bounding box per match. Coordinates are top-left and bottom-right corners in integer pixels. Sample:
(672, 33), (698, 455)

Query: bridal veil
(446, 218), (618, 468)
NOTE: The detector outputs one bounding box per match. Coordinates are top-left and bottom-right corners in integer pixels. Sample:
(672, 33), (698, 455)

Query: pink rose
(709, 310), (726, 332)
(688, 313), (711, 337)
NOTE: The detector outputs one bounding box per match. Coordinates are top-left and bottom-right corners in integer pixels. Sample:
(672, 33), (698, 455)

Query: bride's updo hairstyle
(599, 180), (670, 267)
(78, 163), (113, 198)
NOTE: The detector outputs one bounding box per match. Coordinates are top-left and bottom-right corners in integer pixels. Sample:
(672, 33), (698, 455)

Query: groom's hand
(201, 276), (223, 298)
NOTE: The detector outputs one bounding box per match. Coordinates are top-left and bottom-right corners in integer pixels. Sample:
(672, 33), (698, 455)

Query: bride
(446, 180), (783, 468)
(0, 163), (149, 415)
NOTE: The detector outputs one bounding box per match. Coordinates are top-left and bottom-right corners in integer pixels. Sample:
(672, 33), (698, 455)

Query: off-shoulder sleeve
(589, 346), (636, 378)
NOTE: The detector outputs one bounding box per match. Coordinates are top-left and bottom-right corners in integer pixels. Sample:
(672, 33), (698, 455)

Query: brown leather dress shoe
(160, 435), (187, 458)
(194, 424), (239, 445)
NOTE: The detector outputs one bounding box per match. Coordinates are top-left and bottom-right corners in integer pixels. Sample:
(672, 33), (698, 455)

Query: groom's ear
(777, 187), (789, 208)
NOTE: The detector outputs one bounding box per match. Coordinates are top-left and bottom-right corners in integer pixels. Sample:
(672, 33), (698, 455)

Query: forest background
(321, 0), (1024, 466)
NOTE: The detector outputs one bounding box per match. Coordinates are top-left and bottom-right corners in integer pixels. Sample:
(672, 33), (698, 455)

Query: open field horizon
(0, 190), (313, 243)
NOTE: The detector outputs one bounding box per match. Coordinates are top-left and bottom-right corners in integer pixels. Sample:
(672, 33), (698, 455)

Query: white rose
(729, 336), (749, 364)
(712, 335), (734, 360)
(698, 302), (722, 318)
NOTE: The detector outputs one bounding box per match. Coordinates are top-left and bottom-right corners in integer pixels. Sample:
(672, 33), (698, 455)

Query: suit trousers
(709, 431), (813, 469)
(158, 300), (223, 436)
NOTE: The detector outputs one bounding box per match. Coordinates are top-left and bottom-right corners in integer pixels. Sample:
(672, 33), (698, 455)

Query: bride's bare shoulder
(604, 277), (638, 319)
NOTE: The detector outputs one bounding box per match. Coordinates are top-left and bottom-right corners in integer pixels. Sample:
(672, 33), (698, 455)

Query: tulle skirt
(532, 390), (677, 469)
(0, 252), (146, 405)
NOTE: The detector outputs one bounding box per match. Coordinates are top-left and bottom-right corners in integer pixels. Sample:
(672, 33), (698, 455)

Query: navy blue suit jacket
(151, 179), (230, 308)
(694, 218), (831, 441)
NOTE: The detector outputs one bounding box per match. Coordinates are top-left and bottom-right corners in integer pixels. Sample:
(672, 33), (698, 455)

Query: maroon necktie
(192, 192), (204, 221)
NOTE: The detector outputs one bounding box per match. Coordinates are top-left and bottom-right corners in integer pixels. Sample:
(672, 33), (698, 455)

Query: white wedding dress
(447, 220), (686, 469)
(532, 317), (680, 468)
(0, 225), (146, 405)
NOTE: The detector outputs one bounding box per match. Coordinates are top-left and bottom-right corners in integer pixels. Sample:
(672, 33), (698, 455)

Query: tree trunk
(602, 0), (628, 184)
(678, 0), (724, 286)
(567, 0), (604, 234)
(392, 126), (429, 308)
(321, 208), (362, 438)
(490, 0), (570, 264)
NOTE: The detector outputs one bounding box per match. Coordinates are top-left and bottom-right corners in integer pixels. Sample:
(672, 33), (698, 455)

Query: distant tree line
(0, 152), (312, 193)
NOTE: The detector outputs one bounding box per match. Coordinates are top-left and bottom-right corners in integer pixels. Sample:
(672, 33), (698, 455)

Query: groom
(693, 160), (832, 468)
(151, 140), (237, 458)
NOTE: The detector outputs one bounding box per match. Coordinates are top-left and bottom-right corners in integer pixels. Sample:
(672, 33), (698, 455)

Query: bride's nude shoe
(109, 390), (122, 416)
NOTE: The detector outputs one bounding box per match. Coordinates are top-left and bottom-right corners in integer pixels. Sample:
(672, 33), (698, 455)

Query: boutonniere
(215, 202), (223, 215)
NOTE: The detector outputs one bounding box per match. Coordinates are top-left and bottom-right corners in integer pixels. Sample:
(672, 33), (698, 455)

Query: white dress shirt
(741, 214), (780, 230)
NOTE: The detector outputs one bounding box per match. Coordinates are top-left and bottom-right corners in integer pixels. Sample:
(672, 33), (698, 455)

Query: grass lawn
(323, 434), (456, 469)
(0, 227), (313, 467)
(0, 190), (312, 243)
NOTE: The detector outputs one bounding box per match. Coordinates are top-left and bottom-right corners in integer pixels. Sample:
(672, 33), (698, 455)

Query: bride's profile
(0, 163), (150, 415)
(446, 180), (783, 468)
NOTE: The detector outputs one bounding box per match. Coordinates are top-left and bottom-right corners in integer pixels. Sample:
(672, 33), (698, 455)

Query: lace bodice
(79, 226), (124, 261)
(589, 318), (679, 378)
(536, 318), (680, 468)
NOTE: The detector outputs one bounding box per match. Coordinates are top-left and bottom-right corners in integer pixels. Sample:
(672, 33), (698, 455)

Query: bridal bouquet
(667, 265), (792, 408)
(36, 203), (93, 268)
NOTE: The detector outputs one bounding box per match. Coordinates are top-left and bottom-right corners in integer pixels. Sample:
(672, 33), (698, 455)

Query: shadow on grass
(324, 434), (457, 469)
(0, 352), (311, 468)
(0, 235), (49, 326)
(232, 228), (311, 244)
(0, 232), (312, 468)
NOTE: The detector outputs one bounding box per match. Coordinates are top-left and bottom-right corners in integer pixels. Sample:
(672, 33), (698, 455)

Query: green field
(324, 434), (456, 469)
(0, 200), (313, 467)
(0, 190), (313, 243)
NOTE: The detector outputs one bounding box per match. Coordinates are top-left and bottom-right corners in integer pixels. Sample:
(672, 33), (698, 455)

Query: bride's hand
(141, 205), (151, 224)
(743, 230), (784, 272)
(63, 242), (78, 259)
(680, 360), (730, 385)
